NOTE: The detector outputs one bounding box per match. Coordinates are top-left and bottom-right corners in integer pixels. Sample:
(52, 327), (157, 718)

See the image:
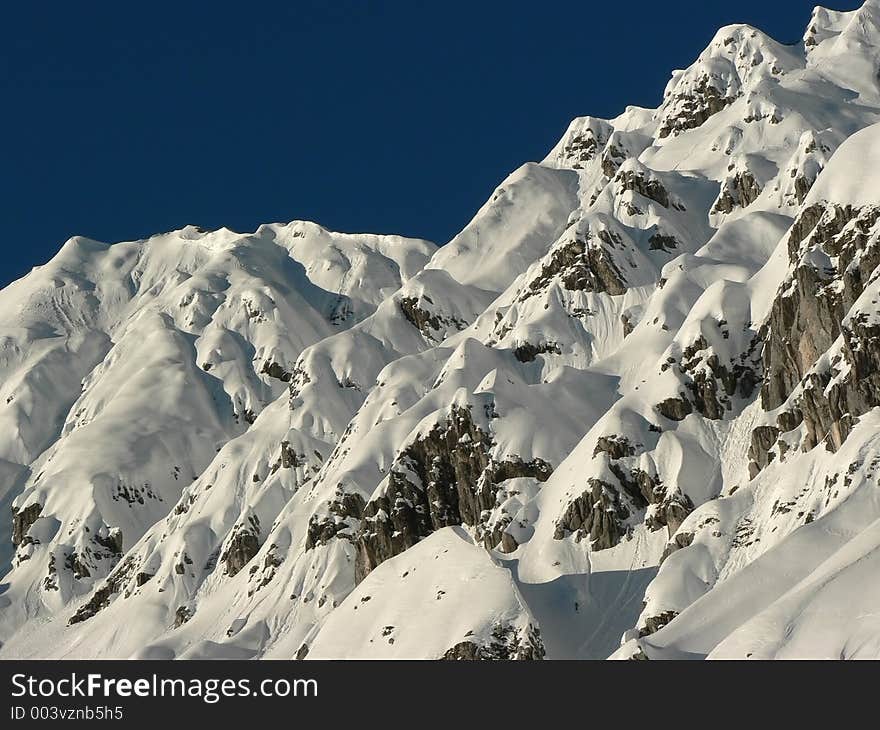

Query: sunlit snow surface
(4, 2), (880, 659)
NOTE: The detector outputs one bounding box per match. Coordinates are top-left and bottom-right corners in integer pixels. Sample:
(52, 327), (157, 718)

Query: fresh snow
(4, 2), (880, 661)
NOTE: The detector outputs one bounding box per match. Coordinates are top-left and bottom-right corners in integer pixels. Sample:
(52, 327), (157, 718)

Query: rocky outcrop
(512, 341), (561, 363)
(712, 169), (762, 214)
(750, 204), (880, 474)
(655, 395), (693, 421)
(525, 233), (627, 299)
(659, 76), (739, 138)
(222, 526), (261, 577)
(638, 610), (679, 637)
(399, 295), (466, 342)
(555, 435), (693, 549)
(441, 623), (544, 660)
(764, 204), (880, 410)
(554, 120), (611, 169)
(616, 169), (673, 209)
(68, 557), (138, 625)
(261, 360), (292, 382)
(305, 492), (366, 550)
(353, 406), (553, 580)
(663, 333), (762, 420)
(12, 502), (42, 546)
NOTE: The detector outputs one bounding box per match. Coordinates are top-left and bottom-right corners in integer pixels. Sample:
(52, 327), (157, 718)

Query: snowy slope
(4, 1), (880, 660)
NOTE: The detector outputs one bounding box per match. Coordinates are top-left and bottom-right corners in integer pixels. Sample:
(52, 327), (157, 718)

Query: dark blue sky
(1, 0), (833, 286)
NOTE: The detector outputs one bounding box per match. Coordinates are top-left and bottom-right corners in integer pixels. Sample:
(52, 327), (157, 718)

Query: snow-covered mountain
(4, 1), (880, 660)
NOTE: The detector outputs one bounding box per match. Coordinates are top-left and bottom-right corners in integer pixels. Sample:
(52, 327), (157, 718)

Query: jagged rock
(512, 341), (561, 363)
(399, 296), (465, 341)
(526, 234), (627, 298)
(261, 360), (292, 382)
(671, 334), (761, 420)
(648, 232), (679, 251)
(305, 492), (366, 549)
(555, 478), (631, 549)
(557, 434), (693, 549)
(68, 557), (137, 625)
(748, 425), (779, 478)
(280, 440), (298, 469)
(601, 142), (628, 179)
(354, 406), (553, 579)
(638, 610), (679, 637)
(174, 606), (192, 627)
(764, 205), (880, 411)
(661, 531), (695, 563)
(94, 528), (123, 555)
(441, 624), (544, 660)
(659, 76), (739, 138)
(712, 169), (762, 214)
(12, 502), (42, 546)
(222, 530), (261, 577)
(656, 395), (693, 421)
(616, 169), (671, 208)
(593, 435), (636, 460)
(288, 363), (311, 408)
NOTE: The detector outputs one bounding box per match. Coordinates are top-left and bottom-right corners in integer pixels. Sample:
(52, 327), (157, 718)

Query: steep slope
(4, 1), (880, 660)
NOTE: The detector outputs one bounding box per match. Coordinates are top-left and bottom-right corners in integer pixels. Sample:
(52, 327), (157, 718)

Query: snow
(4, 2), (880, 661)
(805, 122), (880, 207)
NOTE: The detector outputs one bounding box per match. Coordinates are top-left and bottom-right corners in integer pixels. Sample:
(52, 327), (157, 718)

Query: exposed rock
(601, 142), (628, 179)
(174, 606), (193, 627)
(68, 557), (137, 625)
(638, 610), (679, 637)
(441, 623), (544, 660)
(305, 492), (366, 550)
(750, 204), (880, 473)
(288, 363), (312, 408)
(669, 334), (762, 420)
(12, 502), (42, 546)
(354, 406), (553, 579)
(656, 395), (693, 421)
(279, 440), (298, 469)
(557, 430), (693, 549)
(525, 234), (627, 299)
(648, 232), (679, 252)
(764, 204), (880, 411)
(399, 296), (466, 342)
(659, 76), (739, 138)
(261, 360), (292, 382)
(95, 527), (123, 555)
(593, 435), (637, 460)
(661, 531), (695, 563)
(616, 169), (671, 208)
(222, 530), (261, 577)
(712, 169), (762, 214)
(512, 341), (561, 363)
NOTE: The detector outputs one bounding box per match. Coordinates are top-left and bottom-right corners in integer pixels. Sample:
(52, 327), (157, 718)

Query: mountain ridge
(3, 1), (880, 659)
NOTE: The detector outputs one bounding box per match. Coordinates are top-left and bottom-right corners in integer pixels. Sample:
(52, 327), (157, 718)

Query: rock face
(223, 528), (261, 577)
(525, 233), (628, 297)
(399, 295), (466, 342)
(712, 169), (763, 215)
(664, 333), (762, 420)
(354, 405), (553, 580)
(659, 76), (739, 139)
(441, 624), (545, 660)
(11, 502), (42, 546)
(751, 203), (880, 474)
(555, 435), (693, 549)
